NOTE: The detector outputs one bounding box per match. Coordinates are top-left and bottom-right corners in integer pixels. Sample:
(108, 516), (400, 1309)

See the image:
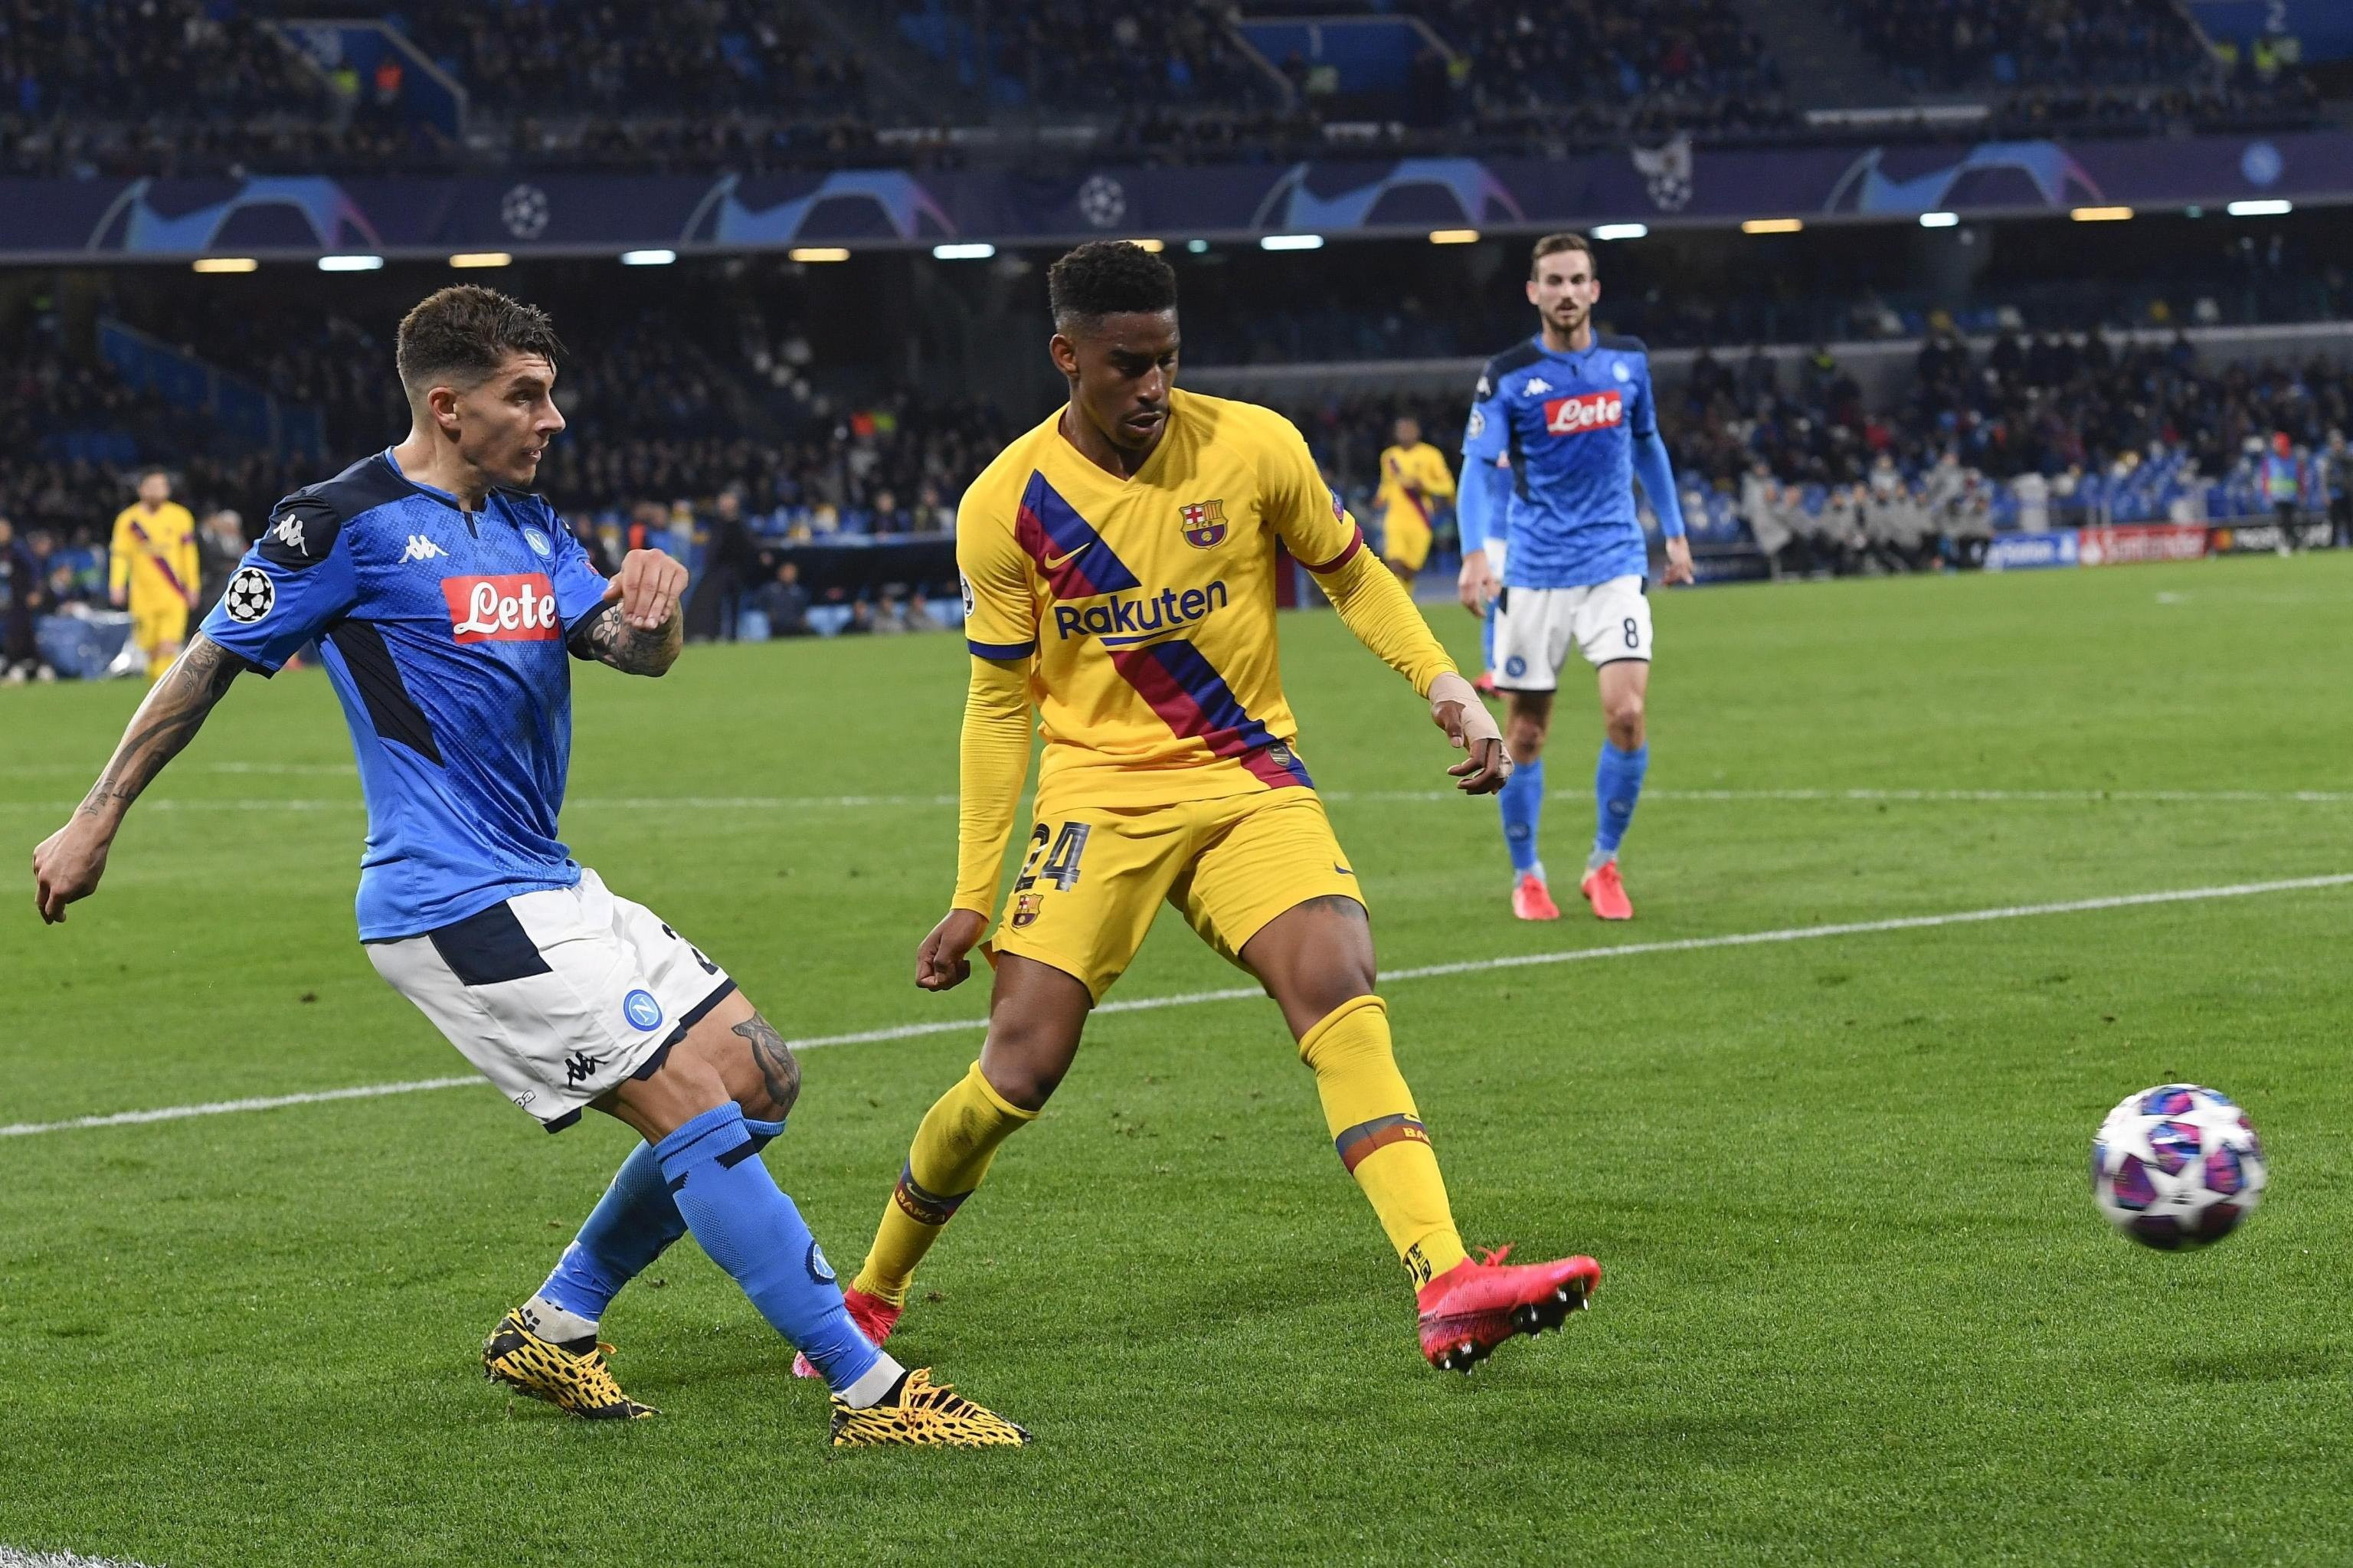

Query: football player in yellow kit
(810, 243), (1602, 1378)
(1374, 415), (1455, 587)
(110, 469), (200, 681)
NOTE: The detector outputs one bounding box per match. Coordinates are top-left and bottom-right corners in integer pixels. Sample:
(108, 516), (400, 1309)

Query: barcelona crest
(1178, 498), (1228, 550)
(1010, 892), (1043, 929)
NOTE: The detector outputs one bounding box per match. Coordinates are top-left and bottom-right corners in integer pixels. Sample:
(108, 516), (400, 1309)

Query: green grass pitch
(3, 555), (2349, 1566)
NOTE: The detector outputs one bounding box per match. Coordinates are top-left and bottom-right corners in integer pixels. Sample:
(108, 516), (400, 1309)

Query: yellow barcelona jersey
(957, 389), (1374, 812)
(1373, 441), (1455, 523)
(110, 501), (199, 609)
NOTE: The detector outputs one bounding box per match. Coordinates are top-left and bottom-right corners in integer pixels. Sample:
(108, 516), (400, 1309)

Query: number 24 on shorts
(1016, 823), (1092, 893)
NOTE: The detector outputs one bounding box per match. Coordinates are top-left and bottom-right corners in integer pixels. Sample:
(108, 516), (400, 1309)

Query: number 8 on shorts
(1491, 573), (1653, 692)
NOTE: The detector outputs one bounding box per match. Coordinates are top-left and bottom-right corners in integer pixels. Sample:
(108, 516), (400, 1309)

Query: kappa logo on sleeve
(443, 573), (560, 643)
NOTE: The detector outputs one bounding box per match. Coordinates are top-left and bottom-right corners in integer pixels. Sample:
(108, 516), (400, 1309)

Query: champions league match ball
(2090, 1084), (2267, 1250)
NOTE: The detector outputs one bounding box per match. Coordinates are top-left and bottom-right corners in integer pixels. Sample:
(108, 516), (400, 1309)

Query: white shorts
(1491, 574), (1652, 691)
(365, 867), (738, 1132)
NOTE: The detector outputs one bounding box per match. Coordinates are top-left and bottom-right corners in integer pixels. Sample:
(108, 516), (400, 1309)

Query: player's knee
(1605, 692), (1644, 745)
(1297, 993), (1389, 1070)
(1506, 715), (1548, 758)
(978, 1025), (1074, 1111)
(741, 1041), (800, 1122)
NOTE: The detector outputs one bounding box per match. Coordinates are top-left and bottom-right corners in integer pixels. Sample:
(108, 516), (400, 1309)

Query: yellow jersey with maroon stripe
(956, 389), (1371, 811)
(1373, 440), (1455, 524)
(109, 501), (200, 610)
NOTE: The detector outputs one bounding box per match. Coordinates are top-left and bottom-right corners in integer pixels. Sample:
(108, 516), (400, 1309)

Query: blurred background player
(109, 468), (198, 682)
(1458, 233), (1694, 923)
(1374, 415), (1455, 588)
(816, 241), (1600, 1381)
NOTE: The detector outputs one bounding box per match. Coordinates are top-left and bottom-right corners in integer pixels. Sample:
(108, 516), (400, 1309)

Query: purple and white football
(2091, 1084), (2267, 1250)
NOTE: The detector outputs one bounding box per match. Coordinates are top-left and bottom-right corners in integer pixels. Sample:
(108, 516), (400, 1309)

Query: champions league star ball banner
(5, 131), (2350, 260)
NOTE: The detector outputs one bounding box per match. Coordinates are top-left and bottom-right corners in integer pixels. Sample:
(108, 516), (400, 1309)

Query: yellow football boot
(828, 1369), (1029, 1448)
(482, 1309), (656, 1420)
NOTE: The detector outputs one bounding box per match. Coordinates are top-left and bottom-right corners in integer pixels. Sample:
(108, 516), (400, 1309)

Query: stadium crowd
(8, 272), (2353, 676)
(0, 0), (2328, 180)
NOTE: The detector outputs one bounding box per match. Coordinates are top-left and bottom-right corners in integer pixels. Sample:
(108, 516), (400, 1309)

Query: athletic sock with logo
(1298, 995), (1468, 1290)
(655, 1103), (884, 1390)
(529, 1117), (785, 1340)
(1498, 754), (1545, 878)
(1592, 741), (1648, 863)
(853, 1062), (1037, 1308)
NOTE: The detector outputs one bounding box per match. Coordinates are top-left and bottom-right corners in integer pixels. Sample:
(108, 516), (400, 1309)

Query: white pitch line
(0, 1076), (481, 1138)
(4, 786), (2351, 814)
(7, 872), (2347, 1139)
(0, 1549), (165, 1567)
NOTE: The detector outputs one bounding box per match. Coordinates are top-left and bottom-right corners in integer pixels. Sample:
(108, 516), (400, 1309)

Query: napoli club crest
(1179, 498), (1228, 549)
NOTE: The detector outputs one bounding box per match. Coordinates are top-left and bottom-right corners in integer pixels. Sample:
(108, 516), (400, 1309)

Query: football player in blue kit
(1455, 233), (1694, 922)
(31, 286), (1026, 1448)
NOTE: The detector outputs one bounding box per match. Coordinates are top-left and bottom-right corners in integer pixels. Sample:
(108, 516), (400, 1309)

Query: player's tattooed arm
(568, 599), (683, 676)
(77, 635), (247, 823)
(568, 548), (687, 676)
(731, 1011), (802, 1121)
(34, 634), (248, 922)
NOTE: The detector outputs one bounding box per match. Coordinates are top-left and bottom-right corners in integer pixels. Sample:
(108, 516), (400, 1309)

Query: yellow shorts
(131, 600), (189, 654)
(1381, 509), (1432, 572)
(990, 788), (1363, 1003)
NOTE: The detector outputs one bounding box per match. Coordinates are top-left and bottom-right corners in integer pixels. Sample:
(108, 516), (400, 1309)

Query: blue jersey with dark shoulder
(198, 450), (611, 941)
(1462, 333), (1659, 589)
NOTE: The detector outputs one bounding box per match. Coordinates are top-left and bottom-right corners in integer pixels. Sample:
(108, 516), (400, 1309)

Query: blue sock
(654, 1105), (881, 1390)
(1593, 741), (1648, 861)
(536, 1118), (784, 1327)
(1498, 755), (1544, 876)
(1481, 602), (1498, 676)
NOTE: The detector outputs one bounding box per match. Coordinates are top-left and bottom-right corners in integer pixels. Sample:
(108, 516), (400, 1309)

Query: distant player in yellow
(806, 243), (1602, 1380)
(110, 469), (199, 681)
(1375, 415), (1455, 586)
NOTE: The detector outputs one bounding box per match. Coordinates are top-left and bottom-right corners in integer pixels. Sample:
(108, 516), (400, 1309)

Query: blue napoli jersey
(1462, 334), (1658, 588)
(198, 450), (611, 941)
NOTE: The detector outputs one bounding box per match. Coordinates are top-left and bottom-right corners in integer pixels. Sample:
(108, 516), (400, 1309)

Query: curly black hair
(396, 285), (566, 398)
(1046, 241), (1178, 333)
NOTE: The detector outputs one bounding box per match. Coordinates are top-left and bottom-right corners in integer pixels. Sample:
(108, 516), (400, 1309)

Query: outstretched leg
(519, 1011), (799, 1347)
(848, 955), (1090, 1312)
(1242, 895), (1601, 1370)
(1240, 896), (1468, 1288)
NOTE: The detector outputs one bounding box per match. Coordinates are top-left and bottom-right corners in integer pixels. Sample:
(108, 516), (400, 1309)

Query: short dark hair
(1047, 241), (1177, 332)
(137, 466), (170, 484)
(395, 286), (565, 399)
(1530, 232), (1595, 278)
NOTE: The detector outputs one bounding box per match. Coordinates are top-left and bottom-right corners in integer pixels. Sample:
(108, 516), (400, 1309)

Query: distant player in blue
(31, 286), (1024, 1448)
(1456, 233), (1693, 921)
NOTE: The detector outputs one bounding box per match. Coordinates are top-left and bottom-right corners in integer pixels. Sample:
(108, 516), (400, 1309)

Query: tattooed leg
(731, 1011), (803, 1123)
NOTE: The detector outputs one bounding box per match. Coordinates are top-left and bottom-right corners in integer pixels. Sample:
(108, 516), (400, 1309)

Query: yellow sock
(1298, 995), (1469, 1289)
(851, 1062), (1036, 1307)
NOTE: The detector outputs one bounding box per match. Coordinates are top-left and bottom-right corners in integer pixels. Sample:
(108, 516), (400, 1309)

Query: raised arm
(1308, 544), (1510, 794)
(32, 634), (247, 922)
(566, 548), (688, 676)
(1264, 411), (1509, 794)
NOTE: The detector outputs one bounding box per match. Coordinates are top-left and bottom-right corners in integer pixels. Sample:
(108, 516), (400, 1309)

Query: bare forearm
(76, 635), (244, 829)
(569, 601), (682, 676)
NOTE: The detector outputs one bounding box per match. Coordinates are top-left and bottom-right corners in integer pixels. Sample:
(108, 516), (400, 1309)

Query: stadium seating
(1834, 0), (2205, 91)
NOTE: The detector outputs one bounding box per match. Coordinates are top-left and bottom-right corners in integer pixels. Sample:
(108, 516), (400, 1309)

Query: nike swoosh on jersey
(1042, 542), (1092, 571)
